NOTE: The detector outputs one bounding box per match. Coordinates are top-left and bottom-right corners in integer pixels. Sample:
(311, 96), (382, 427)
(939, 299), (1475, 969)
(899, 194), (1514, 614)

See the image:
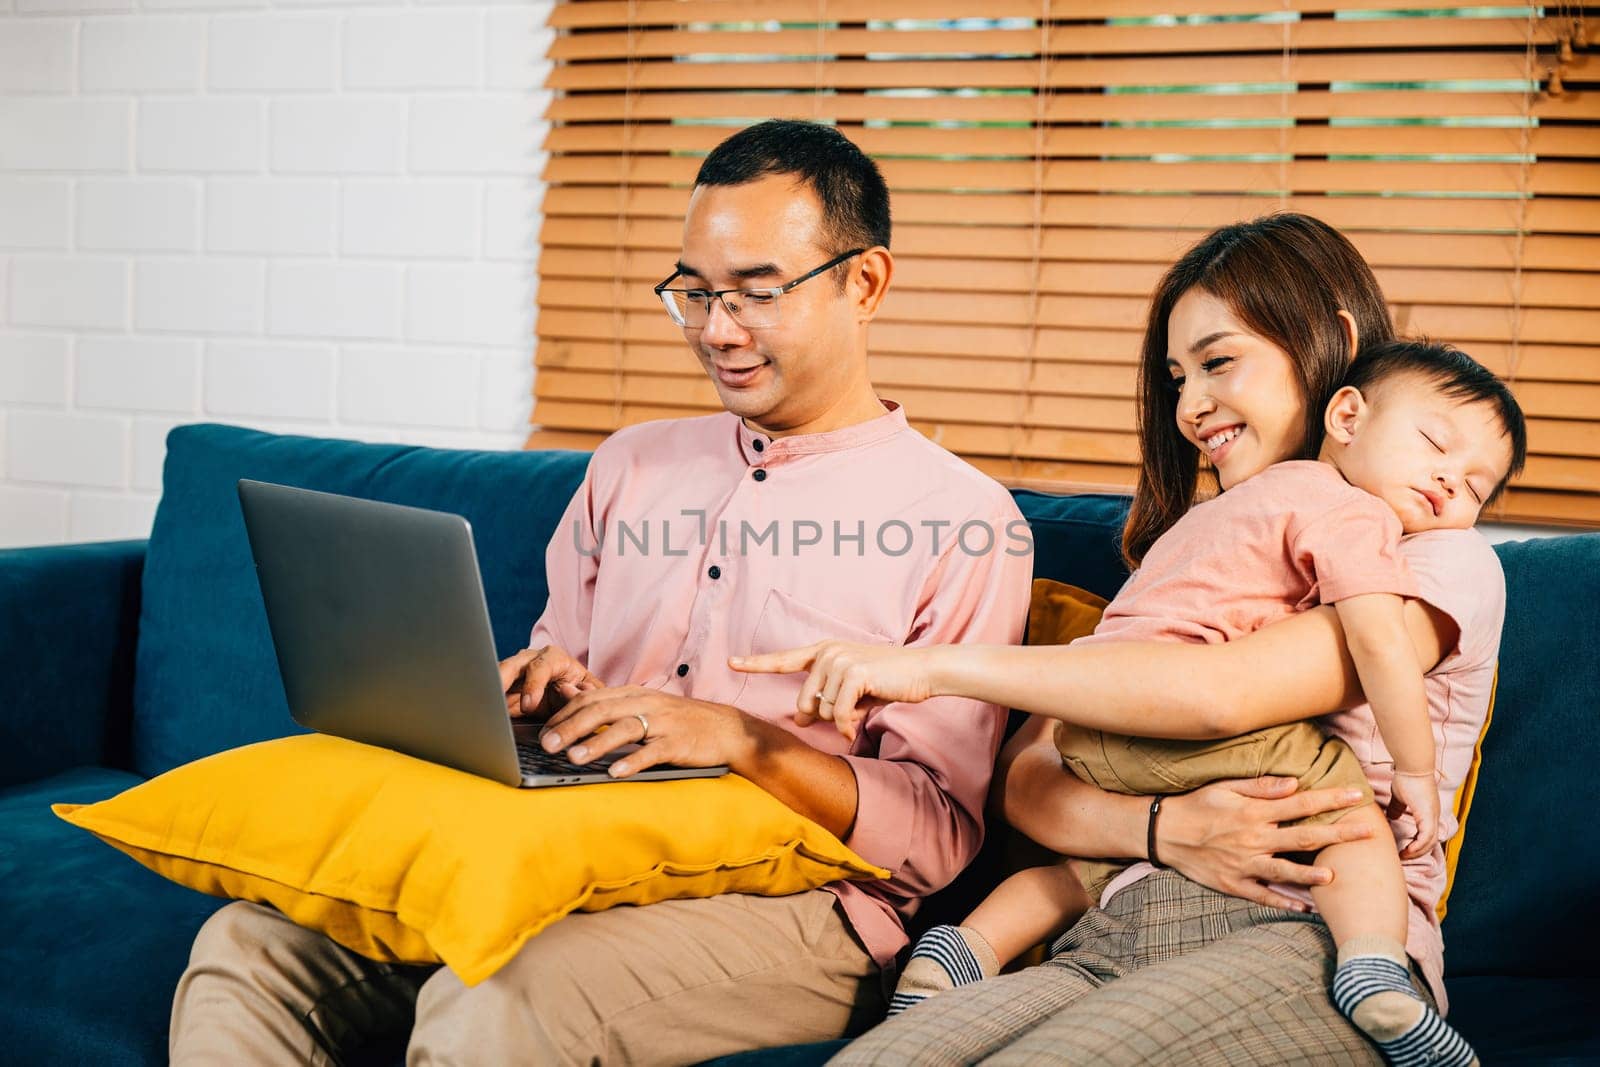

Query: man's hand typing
(539, 689), (759, 779)
(499, 645), (605, 721)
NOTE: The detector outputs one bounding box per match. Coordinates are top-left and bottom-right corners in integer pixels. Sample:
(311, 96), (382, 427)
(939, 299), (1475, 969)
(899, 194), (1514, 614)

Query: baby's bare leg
(1309, 803), (1409, 949)
(889, 864), (1092, 1016)
(1313, 803), (1477, 1066)
(966, 863), (1094, 967)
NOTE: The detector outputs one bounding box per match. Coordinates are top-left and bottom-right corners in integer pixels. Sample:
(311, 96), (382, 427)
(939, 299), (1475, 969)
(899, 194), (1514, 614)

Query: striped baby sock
(886, 924), (999, 1016)
(1332, 937), (1477, 1066)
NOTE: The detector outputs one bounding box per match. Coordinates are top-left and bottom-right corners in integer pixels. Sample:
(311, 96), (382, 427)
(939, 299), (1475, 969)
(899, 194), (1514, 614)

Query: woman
(744, 214), (1503, 1063)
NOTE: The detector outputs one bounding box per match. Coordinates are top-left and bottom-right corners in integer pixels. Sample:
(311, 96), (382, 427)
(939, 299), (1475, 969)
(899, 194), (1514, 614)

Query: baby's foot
(1332, 951), (1477, 1066)
(886, 924), (999, 1016)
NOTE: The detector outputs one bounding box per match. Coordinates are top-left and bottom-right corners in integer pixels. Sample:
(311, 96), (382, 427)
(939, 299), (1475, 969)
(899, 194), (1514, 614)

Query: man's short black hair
(695, 120), (891, 263)
(1344, 339), (1528, 502)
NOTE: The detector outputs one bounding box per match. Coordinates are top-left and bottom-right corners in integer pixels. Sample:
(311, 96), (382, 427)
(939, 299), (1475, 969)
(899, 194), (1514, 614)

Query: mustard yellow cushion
(1437, 664), (1497, 922)
(53, 734), (886, 986)
(1027, 578), (1109, 647)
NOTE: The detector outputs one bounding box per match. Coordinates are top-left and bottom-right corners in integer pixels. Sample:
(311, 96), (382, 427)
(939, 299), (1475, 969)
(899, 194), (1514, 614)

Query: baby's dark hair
(1342, 339), (1527, 502)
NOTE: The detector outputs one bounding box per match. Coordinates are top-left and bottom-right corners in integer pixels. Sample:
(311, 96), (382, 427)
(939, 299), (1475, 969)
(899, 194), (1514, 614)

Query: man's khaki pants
(170, 889), (882, 1066)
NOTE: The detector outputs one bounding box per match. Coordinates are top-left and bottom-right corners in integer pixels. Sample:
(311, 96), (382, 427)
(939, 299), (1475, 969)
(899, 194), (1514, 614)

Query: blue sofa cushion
(1, 767), (229, 1067)
(1447, 975), (1600, 1063)
(1011, 490), (1130, 601)
(132, 424), (591, 778)
(0, 540), (143, 788)
(701, 1040), (846, 1065)
(1441, 533), (1600, 979)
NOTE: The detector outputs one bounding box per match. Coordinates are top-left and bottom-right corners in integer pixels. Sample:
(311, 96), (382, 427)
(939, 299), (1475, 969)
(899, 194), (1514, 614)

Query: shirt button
(676, 663), (689, 677)
(752, 439), (765, 452)
(752, 468), (767, 482)
(708, 565), (721, 580)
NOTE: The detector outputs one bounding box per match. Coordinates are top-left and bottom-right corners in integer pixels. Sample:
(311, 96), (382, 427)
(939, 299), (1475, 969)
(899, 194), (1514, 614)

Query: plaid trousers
(832, 870), (1431, 1065)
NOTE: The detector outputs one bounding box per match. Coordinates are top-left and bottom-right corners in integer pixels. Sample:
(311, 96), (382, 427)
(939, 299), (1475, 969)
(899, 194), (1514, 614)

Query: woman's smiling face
(1165, 288), (1308, 490)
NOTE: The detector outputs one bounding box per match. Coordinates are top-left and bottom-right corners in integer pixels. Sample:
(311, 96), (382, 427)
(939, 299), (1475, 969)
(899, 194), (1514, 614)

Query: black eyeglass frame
(652, 248), (867, 328)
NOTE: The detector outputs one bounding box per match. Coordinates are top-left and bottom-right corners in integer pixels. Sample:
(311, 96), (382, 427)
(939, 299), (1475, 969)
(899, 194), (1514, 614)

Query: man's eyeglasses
(653, 249), (865, 330)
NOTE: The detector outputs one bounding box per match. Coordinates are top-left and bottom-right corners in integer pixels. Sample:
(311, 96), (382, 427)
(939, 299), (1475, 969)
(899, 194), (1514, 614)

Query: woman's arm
(739, 598), (1458, 742)
(942, 598), (1455, 740)
(995, 715), (1149, 857)
(994, 716), (1375, 909)
(991, 598), (1457, 907)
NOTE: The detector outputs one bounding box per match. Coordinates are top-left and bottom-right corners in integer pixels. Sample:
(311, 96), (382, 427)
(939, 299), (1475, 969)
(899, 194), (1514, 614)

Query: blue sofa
(2, 423), (1594, 1065)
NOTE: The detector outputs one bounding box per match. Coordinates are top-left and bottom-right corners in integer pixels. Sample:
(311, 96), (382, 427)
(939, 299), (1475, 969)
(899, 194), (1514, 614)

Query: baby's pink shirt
(1279, 527), (1504, 1013)
(1079, 460), (1418, 650)
(1089, 461), (1505, 1012)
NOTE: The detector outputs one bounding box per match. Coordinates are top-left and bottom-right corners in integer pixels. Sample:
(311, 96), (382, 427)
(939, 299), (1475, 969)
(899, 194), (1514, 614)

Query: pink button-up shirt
(527, 401), (1034, 966)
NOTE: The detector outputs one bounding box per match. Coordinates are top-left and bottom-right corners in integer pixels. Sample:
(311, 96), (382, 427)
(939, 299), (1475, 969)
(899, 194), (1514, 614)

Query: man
(170, 120), (1032, 1065)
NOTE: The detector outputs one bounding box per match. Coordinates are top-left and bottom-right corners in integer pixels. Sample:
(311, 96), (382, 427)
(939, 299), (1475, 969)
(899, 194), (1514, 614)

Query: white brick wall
(0, 19), (77, 92)
(208, 14), (340, 92)
(135, 257), (265, 333)
(339, 346), (479, 428)
(76, 336), (199, 412)
(341, 180), (480, 258)
(7, 410), (127, 487)
(404, 262), (533, 346)
(410, 95), (546, 174)
(78, 178), (201, 251)
(267, 260), (398, 339)
(206, 179), (336, 254)
(81, 17), (206, 92)
(0, 99), (132, 171)
(204, 340), (333, 419)
(270, 97), (406, 173)
(0, 333), (71, 404)
(9, 257), (128, 329)
(139, 98), (265, 171)
(0, 179), (72, 248)
(344, 12), (480, 91)
(0, 0), (550, 547)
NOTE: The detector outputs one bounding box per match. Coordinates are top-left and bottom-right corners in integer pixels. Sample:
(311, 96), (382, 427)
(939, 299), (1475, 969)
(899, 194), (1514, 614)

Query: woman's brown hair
(1121, 213), (1395, 568)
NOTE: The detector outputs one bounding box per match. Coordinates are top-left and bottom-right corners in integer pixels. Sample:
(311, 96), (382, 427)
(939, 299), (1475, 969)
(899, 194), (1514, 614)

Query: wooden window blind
(529, 2), (1600, 526)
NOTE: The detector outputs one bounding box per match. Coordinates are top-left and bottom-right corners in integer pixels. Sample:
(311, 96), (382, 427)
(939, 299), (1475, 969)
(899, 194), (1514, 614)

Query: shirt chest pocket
(731, 588), (899, 719)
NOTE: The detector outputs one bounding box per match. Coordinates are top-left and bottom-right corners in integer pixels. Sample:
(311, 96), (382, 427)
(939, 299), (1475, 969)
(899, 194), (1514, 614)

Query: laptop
(236, 479), (729, 788)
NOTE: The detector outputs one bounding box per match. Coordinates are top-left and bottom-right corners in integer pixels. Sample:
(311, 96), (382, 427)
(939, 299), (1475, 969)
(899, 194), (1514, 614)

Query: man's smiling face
(675, 174), (862, 434)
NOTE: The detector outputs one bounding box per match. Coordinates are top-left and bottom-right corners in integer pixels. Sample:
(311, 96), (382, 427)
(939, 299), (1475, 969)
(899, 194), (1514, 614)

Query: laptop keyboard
(514, 737), (617, 776)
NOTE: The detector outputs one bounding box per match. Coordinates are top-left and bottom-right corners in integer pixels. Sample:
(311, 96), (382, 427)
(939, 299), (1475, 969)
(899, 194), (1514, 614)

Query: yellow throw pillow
(1437, 664), (1497, 922)
(1027, 578), (1109, 647)
(54, 734), (886, 986)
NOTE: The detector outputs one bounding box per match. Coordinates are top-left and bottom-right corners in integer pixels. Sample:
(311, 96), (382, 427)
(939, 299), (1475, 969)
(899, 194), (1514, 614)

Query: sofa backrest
(131, 424), (590, 778)
(1440, 532), (1600, 978)
(1011, 489), (1131, 601)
